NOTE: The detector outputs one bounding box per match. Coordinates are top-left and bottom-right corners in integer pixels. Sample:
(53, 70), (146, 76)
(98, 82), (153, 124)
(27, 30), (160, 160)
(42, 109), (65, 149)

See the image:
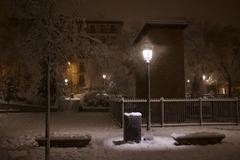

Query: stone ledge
(172, 132), (225, 145)
(35, 135), (91, 148)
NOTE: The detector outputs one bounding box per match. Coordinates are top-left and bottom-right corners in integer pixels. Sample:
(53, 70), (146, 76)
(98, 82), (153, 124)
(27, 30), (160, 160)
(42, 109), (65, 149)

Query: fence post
(236, 97), (239, 125)
(161, 97), (164, 127)
(121, 98), (125, 128)
(200, 97), (203, 125)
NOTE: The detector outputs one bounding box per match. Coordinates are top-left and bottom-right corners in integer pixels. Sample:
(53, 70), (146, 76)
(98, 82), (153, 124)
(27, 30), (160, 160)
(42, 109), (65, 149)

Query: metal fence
(109, 97), (239, 127)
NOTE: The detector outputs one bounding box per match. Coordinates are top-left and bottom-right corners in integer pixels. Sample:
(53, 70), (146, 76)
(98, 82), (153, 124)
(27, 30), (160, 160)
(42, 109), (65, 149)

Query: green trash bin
(124, 112), (142, 142)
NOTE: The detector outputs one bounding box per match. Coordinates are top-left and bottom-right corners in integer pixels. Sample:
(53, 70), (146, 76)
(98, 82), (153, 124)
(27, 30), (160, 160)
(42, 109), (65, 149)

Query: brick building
(134, 20), (188, 98)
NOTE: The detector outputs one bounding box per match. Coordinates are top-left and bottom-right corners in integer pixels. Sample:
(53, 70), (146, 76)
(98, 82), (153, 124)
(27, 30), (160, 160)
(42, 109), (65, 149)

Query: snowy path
(0, 112), (240, 160)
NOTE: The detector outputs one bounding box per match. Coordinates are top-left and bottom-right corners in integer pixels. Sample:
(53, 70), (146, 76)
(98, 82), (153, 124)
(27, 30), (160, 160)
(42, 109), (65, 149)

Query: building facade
(134, 20), (188, 98)
(65, 20), (124, 92)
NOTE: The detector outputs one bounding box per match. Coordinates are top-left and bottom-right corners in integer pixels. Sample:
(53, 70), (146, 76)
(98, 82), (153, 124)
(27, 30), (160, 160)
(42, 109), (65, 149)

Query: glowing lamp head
(142, 48), (153, 63)
(102, 74), (106, 79)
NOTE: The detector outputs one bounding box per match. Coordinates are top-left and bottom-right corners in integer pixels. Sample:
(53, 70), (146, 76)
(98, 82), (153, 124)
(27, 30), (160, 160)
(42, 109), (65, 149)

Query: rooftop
(133, 20), (188, 43)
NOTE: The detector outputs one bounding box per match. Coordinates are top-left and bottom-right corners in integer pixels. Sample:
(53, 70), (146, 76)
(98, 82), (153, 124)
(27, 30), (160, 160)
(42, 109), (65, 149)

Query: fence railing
(109, 97), (239, 128)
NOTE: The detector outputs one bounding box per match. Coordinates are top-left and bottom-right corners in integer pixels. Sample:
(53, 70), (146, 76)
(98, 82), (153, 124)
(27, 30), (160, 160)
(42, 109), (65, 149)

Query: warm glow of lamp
(222, 88), (226, 95)
(187, 79), (190, 83)
(64, 78), (68, 85)
(68, 61), (71, 66)
(202, 75), (206, 80)
(102, 74), (106, 79)
(142, 49), (153, 63)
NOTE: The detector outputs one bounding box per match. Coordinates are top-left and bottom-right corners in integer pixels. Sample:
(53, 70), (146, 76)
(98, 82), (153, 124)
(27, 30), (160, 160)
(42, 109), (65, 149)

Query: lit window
(222, 88), (226, 95)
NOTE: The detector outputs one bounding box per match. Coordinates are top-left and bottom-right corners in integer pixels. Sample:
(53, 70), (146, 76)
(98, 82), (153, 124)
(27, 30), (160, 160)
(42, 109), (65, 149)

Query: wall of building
(136, 26), (186, 98)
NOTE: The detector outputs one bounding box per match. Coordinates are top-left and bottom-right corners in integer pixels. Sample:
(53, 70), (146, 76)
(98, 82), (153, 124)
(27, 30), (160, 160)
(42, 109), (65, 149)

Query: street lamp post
(102, 74), (106, 90)
(68, 61), (73, 97)
(142, 43), (153, 134)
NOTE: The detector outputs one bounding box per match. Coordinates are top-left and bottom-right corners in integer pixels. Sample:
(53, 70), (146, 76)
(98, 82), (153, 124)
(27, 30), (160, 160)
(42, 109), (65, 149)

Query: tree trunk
(7, 101), (9, 115)
(45, 57), (51, 160)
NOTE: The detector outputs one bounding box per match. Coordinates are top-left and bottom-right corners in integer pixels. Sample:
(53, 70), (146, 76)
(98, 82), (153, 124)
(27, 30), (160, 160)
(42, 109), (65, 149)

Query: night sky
(1, 0), (240, 28)
(60, 0), (240, 26)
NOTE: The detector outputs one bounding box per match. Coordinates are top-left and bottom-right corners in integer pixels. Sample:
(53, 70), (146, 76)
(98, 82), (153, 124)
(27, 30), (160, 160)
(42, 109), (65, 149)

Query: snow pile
(8, 150), (30, 160)
(0, 135), (38, 150)
(104, 136), (190, 151)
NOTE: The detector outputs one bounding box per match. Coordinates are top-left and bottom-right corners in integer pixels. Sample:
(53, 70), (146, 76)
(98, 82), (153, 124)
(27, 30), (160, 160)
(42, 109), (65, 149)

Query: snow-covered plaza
(1, 112), (240, 160)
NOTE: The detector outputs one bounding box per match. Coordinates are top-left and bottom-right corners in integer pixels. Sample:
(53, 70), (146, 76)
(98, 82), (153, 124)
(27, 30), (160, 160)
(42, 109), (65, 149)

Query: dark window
(110, 35), (116, 40)
(100, 36), (106, 43)
(100, 25), (106, 33)
(110, 25), (116, 33)
(79, 74), (85, 86)
(90, 24), (96, 33)
(79, 62), (85, 73)
(76, 21), (82, 32)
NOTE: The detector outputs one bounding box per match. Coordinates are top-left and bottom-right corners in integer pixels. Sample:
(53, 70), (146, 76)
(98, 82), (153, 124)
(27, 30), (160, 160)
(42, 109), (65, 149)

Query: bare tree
(99, 28), (139, 97)
(208, 27), (240, 96)
(185, 20), (240, 97)
(11, 1), (112, 159)
(2, 3), (141, 160)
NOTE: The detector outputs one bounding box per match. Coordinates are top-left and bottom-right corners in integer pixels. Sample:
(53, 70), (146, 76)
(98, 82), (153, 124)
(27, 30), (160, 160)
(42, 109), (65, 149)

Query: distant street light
(202, 75), (206, 81)
(102, 74), (106, 80)
(142, 41), (153, 136)
(64, 78), (68, 86)
(102, 74), (107, 90)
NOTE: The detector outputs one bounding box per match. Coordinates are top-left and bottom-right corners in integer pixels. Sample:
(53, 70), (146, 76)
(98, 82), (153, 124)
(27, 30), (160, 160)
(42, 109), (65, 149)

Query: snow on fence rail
(109, 97), (240, 128)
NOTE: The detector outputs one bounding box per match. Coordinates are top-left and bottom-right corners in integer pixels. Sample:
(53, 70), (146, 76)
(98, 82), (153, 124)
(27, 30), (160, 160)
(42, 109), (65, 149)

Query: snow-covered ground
(1, 112), (240, 160)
